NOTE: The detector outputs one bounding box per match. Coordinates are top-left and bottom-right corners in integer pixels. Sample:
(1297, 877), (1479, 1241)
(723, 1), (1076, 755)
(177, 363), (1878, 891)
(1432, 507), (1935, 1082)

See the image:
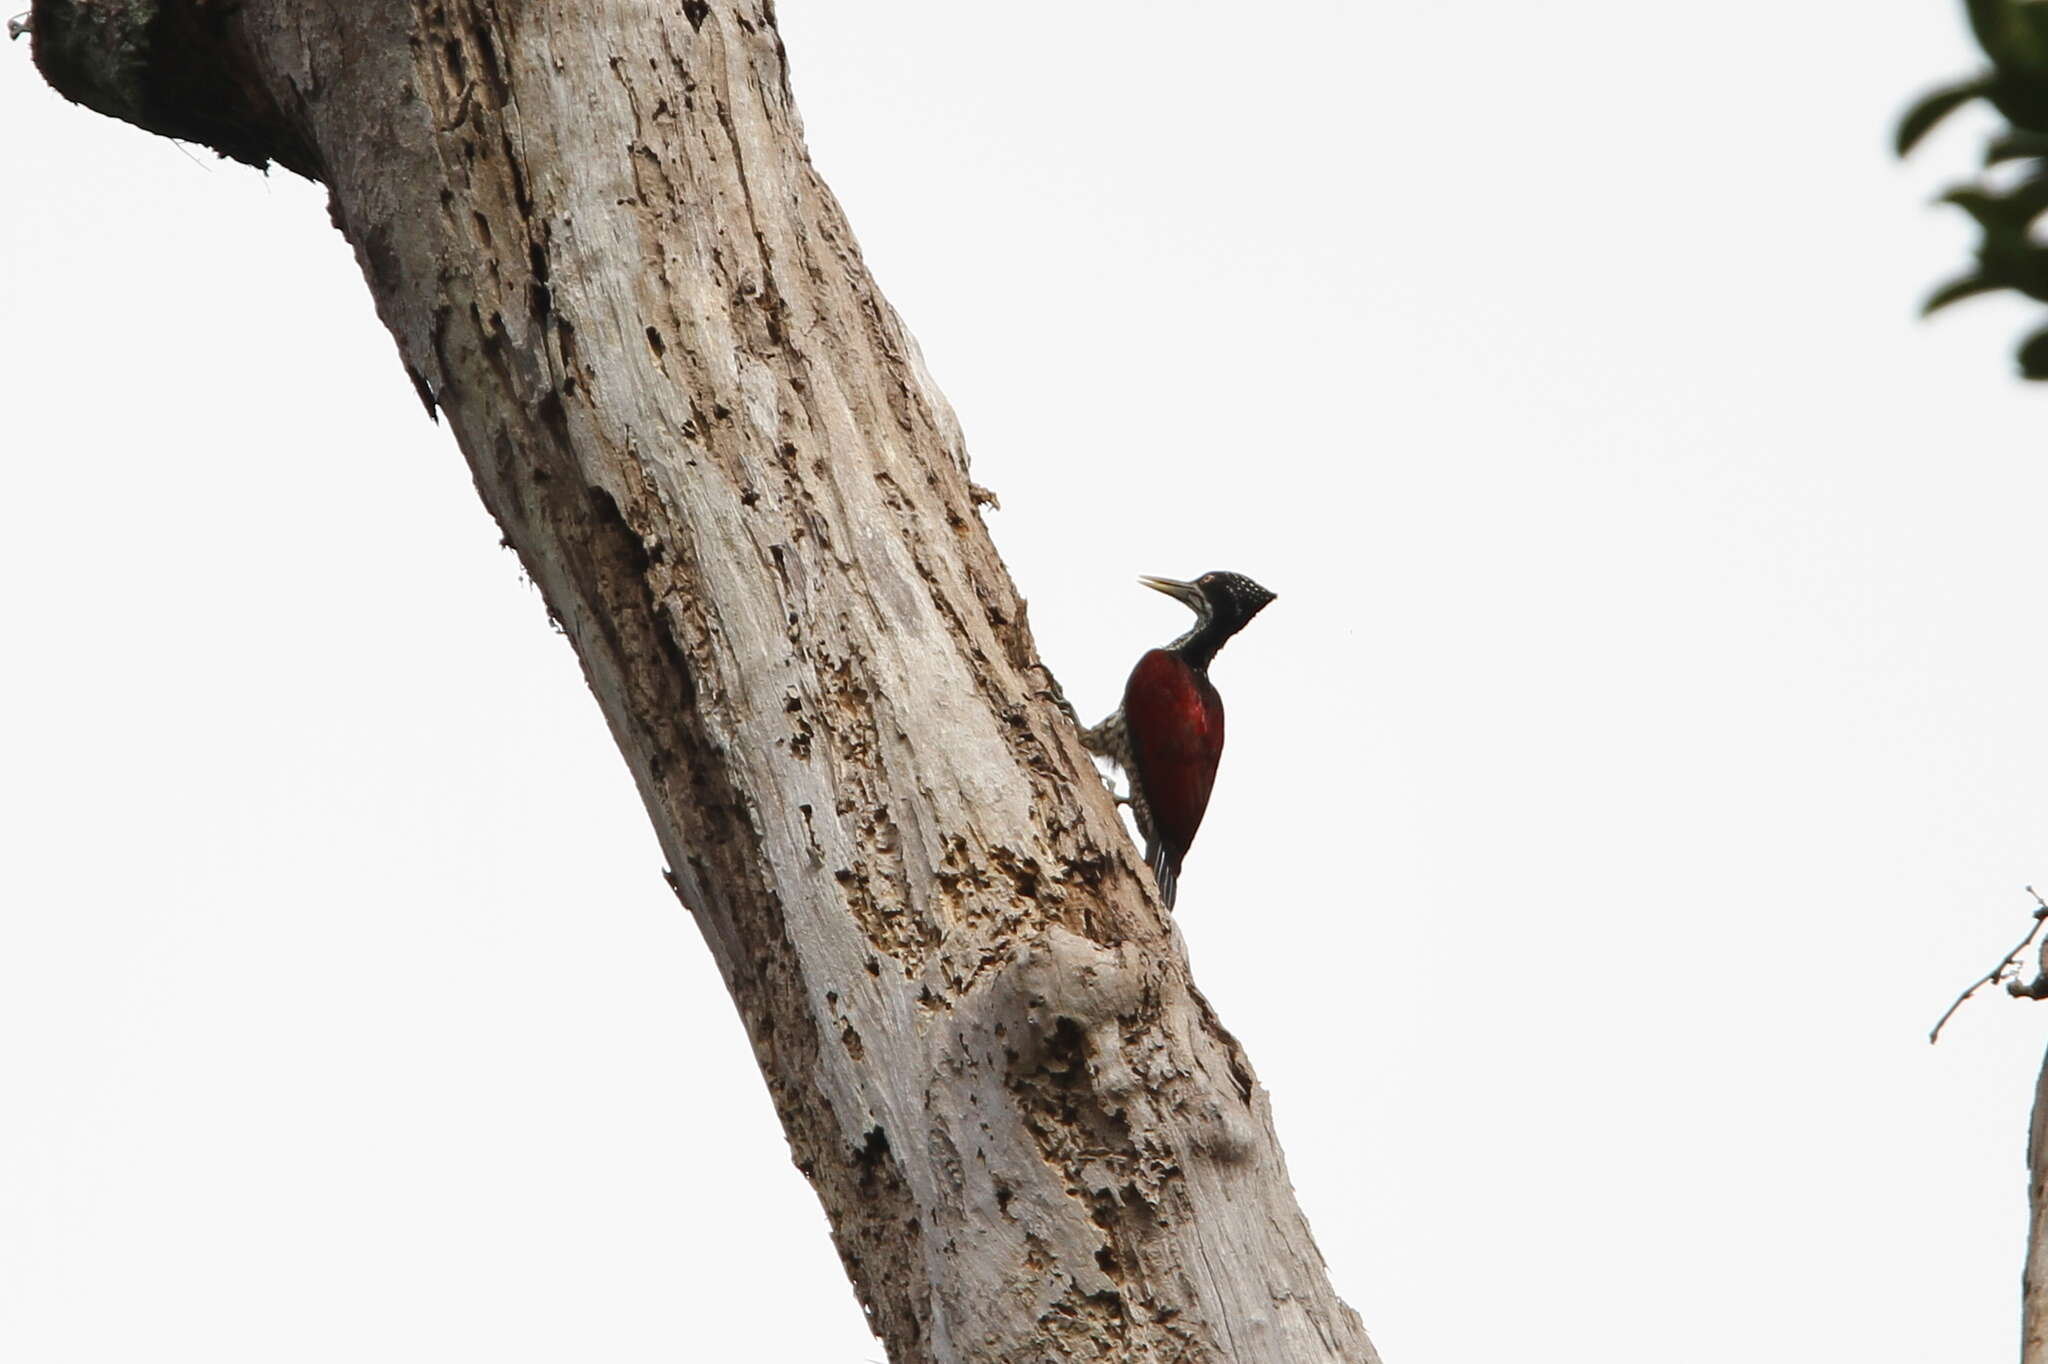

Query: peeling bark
(29, 2), (1379, 1359)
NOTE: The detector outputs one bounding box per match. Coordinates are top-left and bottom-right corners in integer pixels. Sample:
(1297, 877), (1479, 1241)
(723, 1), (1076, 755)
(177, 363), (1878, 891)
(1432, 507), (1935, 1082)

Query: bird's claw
(1030, 663), (1082, 728)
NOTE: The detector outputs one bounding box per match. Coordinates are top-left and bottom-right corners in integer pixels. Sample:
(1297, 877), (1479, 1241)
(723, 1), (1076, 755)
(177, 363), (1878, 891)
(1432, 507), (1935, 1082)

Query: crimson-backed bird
(1083, 571), (1276, 908)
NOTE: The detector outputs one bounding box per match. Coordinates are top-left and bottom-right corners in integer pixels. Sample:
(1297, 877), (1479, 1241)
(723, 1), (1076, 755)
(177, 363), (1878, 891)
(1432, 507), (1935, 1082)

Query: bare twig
(1931, 886), (2048, 1043)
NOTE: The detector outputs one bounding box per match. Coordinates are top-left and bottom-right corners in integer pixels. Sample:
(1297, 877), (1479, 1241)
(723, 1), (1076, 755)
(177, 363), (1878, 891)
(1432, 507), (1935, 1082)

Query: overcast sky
(4, 2), (2046, 1361)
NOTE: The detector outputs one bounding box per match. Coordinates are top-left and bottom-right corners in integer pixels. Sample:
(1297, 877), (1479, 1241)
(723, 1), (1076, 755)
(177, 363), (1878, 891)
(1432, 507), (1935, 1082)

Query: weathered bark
(29, 3), (1378, 1359)
(2028, 1044), (2048, 1363)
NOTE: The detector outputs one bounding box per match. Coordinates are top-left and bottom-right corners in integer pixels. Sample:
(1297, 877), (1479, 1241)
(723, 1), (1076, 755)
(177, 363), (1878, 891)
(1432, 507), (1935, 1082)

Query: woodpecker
(1083, 571), (1276, 908)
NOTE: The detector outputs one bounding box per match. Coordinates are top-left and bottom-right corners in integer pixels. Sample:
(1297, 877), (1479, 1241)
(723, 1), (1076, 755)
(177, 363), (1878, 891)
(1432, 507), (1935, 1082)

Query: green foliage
(1899, 77), (1994, 156)
(1902, 0), (2048, 377)
(1922, 273), (2004, 315)
(1983, 129), (2048, 164)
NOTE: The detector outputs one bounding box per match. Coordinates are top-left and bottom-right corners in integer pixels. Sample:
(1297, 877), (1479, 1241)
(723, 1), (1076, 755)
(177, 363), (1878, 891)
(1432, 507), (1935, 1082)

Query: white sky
(3, 2), (2045, 1360)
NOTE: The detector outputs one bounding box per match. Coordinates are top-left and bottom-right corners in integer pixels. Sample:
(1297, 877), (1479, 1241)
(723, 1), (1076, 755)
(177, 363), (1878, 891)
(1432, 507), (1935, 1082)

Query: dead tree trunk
(28, 3), (1378, 1359)
(2027, 1045), (2048, 1364)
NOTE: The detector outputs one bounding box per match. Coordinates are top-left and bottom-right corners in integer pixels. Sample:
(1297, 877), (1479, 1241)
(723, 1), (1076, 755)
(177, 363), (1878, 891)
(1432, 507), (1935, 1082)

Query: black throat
(1170, 615), (1235, 673)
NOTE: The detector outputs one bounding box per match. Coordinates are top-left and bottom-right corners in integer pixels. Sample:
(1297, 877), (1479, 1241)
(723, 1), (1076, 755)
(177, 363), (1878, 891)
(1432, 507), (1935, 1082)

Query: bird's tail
(1145, 837), (1180, 910)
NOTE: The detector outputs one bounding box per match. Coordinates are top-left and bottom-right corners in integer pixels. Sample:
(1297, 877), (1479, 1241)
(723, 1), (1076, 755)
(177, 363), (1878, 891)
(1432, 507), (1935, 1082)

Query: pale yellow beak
(1138, 575), (1206, 612)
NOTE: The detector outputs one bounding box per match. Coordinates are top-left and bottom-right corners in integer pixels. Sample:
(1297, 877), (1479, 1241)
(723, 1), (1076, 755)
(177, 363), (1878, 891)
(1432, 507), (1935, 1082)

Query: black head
(1141, 570), (1277, 669)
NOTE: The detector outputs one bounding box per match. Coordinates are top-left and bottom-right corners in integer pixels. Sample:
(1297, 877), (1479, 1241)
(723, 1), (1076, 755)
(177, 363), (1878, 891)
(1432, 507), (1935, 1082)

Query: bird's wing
(1123, 650), (1225, 904)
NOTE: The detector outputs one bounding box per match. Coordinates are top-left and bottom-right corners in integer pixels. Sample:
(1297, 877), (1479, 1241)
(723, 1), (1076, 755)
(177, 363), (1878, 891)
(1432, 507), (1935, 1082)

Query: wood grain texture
(30, 3), (1380, 1359)
(2027, 1043), (2048, 1364)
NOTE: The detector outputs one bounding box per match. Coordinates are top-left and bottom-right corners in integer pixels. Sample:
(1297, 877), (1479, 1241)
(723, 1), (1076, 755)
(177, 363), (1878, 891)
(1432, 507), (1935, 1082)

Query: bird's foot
(1030, 663), (1083, 729)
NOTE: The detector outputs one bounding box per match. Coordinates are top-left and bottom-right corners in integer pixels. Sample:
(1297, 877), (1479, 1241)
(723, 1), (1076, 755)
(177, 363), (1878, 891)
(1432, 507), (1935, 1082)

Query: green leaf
(1899, 76), (1995, 156)
(1971, 0), (2048, 78)
(1985, 130), (2048, 164)
(2016, 323), (2048, 378)
(1923, 274), (2007, 314)
(2000, 171), (2048, 218)
(1938, 181), (2048, 240)
(1941, 185), (2013, 230)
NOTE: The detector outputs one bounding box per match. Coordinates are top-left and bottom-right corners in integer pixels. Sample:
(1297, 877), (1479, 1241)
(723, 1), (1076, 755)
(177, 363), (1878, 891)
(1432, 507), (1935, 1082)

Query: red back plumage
(1122, 647), (1226, 885)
